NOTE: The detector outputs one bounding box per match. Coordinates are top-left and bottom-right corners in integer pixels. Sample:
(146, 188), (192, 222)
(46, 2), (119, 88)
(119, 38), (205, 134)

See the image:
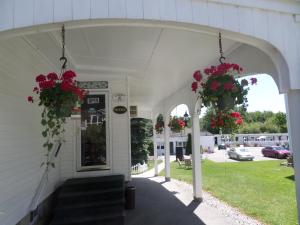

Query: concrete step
(51, 211), (125, 225)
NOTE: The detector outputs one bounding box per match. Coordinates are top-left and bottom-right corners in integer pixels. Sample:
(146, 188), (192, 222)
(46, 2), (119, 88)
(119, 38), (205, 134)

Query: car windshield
(239, 148), (248, 152)
(273, 147), (285, 151)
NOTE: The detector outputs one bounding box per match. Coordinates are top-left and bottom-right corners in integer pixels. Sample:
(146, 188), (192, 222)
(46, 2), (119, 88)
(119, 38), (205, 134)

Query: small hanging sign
(113, 106), (127, 114)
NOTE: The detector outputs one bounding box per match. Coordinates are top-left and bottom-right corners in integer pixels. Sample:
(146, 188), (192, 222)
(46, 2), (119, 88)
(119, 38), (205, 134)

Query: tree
(131, 118), (153, 165)
(238, 122), (262, 134)
(185, 133), (192, 155)
(201, 108), (288, 134)
(274, 112), (287, 133)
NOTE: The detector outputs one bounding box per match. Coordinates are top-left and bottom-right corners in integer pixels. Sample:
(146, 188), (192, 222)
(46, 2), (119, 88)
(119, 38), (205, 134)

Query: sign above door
(113, 106), (127, 114)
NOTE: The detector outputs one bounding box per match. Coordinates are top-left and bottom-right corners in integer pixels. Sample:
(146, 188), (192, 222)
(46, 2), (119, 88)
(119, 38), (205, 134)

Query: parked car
(261, 146), (290, 159)
(228, 147), (254, 161)
(218, 143), (226, 150)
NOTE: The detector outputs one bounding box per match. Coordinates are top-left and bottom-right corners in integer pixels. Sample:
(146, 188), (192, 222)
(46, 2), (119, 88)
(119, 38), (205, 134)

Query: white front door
(76, 91), (110, 171)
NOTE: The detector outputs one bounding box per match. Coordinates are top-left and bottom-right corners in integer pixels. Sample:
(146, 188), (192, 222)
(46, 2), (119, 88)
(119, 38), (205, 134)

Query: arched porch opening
(0, 14), (298, 225)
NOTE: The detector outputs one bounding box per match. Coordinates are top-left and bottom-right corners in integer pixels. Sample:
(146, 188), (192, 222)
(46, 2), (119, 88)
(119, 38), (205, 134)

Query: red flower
(47, 72), (58, 81)
(250, 77), (257, 85)
(230, 112), (241, 118)
(236, 118), (243, 125)
(39, 80), (55, 89)
(217, 64), (227, 75)
(60, 80), (74, 91)
(232, 64), (240, 71)
(241, 79), (248, 86)
(62, 70), (76, 80)
(27, 96), (34, 103)
(73, 88), (86, 100)
(193, 70), (202, 82)
(210, 117), (216, 129)
(217, 118), (224, 126)
(210, 80), (220, 91)
(223, 82), (233, 91)
(36, 74), (46, 82)
(204, 68), (211, 75)
(177, 119), (185, 128)
(191, 82), (198, 92)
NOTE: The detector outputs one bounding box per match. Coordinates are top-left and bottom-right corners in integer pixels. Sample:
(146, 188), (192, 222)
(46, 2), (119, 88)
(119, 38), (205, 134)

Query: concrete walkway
(125, 160), (262, 225)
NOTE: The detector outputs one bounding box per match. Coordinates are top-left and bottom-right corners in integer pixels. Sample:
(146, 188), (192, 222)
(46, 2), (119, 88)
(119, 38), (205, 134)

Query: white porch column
(153, 127), (159, 176)
(164, 117), (171, 181)
(191, 112), (203, 202)
(286, 90), (300, 221)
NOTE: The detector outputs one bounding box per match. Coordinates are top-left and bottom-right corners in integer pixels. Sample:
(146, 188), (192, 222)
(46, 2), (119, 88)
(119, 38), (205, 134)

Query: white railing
(243, 140), (288, 146)
(131, 162), (148, 174)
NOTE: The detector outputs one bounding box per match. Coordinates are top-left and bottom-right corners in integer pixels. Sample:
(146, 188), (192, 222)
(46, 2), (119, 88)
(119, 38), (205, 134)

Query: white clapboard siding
(0, 37), (61, 225)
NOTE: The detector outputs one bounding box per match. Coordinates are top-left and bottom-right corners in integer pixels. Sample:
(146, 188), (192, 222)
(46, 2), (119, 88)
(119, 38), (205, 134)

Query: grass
(160, 160), (297, 225)
(131, 159), (163, 174)
(147, 159), (162, 171)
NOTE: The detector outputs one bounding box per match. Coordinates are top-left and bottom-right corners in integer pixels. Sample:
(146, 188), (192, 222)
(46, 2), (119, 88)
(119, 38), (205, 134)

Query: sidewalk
(127, 161), (262, 225)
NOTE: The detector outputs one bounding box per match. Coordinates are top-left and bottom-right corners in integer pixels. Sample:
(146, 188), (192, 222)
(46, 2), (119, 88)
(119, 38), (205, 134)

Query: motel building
(0, 1), (300, 225)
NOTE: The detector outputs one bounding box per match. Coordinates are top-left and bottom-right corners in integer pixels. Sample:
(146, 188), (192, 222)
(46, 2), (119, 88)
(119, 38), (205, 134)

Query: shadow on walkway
(125, 177), (206, 225)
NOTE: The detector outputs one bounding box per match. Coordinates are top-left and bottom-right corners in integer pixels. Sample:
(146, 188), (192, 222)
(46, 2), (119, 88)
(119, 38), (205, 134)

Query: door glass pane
(80, 94), (107, 167)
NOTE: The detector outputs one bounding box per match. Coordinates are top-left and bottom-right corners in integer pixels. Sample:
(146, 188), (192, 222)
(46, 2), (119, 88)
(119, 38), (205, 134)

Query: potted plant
(168, 116), (186, 133)
(28, 70), (87, 167)
(155, 114), (164, 134)
(191, 63), (257, 133)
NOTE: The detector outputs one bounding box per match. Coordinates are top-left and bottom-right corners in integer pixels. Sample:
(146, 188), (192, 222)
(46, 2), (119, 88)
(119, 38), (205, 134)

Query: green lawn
(160, 160), (297, 225)
(147, 159), (162, 171)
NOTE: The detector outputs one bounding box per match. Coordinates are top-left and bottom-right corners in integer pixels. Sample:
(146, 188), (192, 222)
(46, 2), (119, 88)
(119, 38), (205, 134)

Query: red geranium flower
(230, 112), (241, 118)
(210, 80), (220, 91)
(60, 80), (74, 91)
(204, 68), (211, 75)
(191, 82), (198, 92)
(193, 70), (202, 82)
(236, 118), (243, 125)
(27, 96), (34, 103)
(47, 72), (58, 81)
(39, 80), (55, 89)
(62, 70), (76, 80)
(36, 74), (46, 82)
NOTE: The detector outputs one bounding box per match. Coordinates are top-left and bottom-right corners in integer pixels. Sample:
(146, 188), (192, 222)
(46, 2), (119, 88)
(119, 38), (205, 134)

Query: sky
(171, 74), (286, 117)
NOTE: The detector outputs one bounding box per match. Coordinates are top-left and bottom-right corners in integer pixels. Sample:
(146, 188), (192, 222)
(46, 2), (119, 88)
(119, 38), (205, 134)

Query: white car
(228, 147), (254, 161)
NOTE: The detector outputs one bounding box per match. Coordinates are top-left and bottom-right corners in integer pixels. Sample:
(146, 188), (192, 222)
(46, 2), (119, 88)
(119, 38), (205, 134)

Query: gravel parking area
(203, 147), (278, 163)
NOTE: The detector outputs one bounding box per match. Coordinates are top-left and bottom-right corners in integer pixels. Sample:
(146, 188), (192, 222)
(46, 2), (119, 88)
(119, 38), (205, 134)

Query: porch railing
(131, 162), (148, 174)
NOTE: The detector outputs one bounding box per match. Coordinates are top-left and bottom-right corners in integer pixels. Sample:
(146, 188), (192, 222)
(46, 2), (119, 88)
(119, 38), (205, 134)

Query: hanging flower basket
(191, 63), (257, 132)
(168, 116), (186, 133)
(27, 70), (87, 167)
(155, 114), (164, 134)
(217, 94), (235, 111)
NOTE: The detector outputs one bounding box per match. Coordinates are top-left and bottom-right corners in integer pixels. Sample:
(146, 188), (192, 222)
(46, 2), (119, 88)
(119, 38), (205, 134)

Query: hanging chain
(60, 25), (67, 72)
(218, 32), (226, 64)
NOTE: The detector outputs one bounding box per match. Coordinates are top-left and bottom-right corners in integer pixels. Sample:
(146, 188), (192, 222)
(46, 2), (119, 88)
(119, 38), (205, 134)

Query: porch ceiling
(24, 26), (239, 110)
